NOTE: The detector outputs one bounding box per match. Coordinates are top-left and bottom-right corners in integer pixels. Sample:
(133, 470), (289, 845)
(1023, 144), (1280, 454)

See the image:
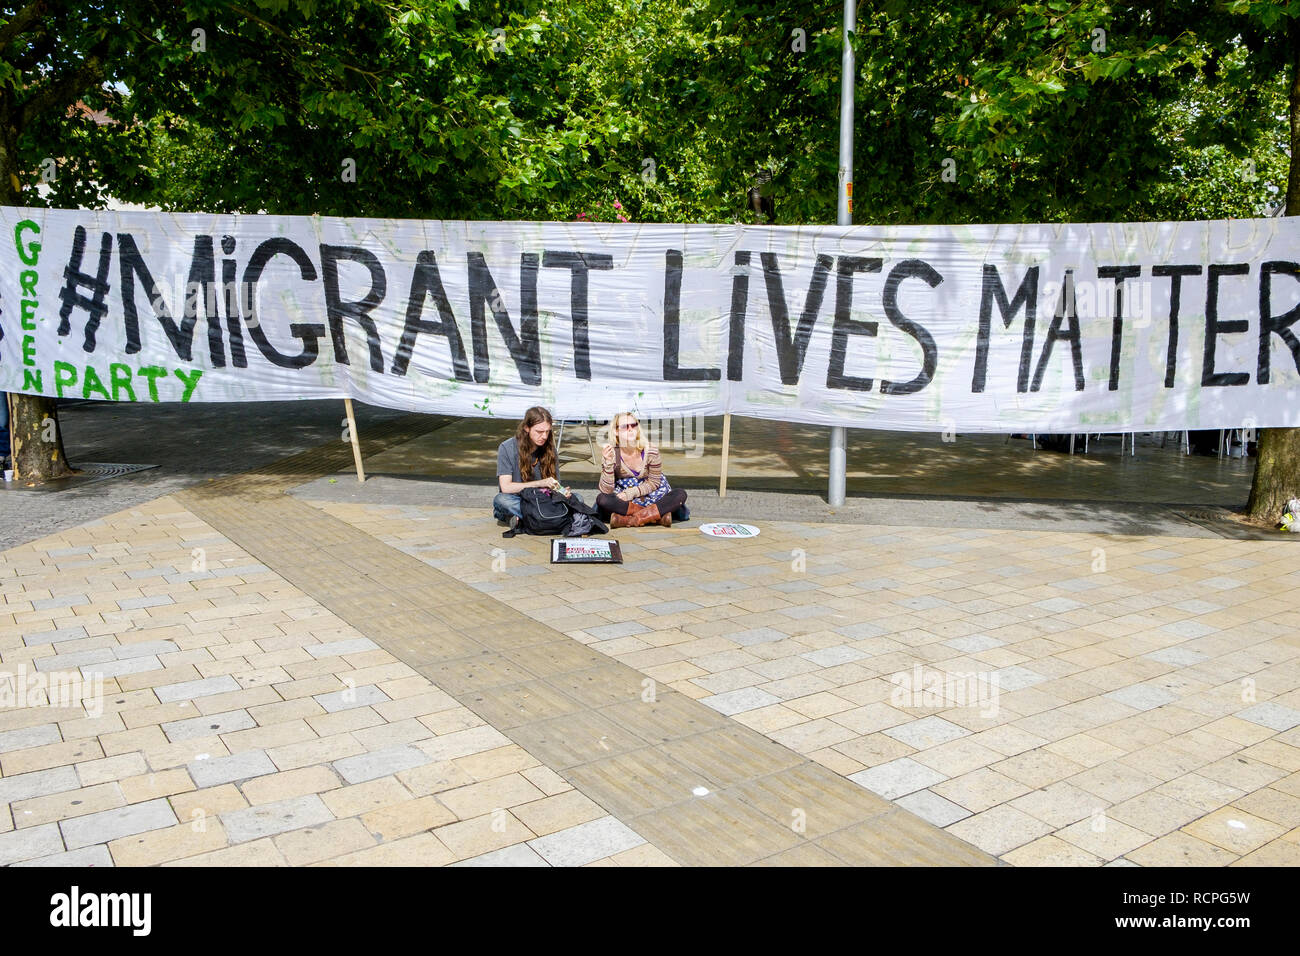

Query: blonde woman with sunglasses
(596, 412), (689, 528)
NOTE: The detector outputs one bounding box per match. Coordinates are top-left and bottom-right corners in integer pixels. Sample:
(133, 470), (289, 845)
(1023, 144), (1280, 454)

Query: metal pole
(719, 413), (732, 498)
(829, 0), (855, 507)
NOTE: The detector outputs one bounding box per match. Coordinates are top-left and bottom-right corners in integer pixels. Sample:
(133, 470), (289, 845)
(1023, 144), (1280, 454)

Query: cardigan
(599, 444), (663, 498)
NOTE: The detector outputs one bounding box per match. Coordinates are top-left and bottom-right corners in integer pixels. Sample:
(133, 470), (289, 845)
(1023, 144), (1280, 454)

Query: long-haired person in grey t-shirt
(493, 406), (583, 525)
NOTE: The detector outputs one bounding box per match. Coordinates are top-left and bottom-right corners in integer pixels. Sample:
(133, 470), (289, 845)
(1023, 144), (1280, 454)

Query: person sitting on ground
(596, 411), (688, 528)
(493, 406), (582, 525)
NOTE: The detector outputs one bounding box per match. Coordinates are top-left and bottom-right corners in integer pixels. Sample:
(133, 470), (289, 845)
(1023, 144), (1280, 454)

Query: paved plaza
(2, 404), (1298, 866)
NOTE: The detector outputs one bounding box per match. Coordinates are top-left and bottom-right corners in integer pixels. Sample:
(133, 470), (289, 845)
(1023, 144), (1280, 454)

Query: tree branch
(19, 49), (107, 129)
(0, 0), (47, 55)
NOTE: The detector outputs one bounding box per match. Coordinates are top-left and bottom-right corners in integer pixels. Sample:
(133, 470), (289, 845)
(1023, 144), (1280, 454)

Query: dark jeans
(597, 489), (687, 520)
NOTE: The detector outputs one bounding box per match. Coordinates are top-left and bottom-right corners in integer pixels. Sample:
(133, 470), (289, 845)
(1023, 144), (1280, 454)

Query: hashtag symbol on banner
(57, 226), (114, 352)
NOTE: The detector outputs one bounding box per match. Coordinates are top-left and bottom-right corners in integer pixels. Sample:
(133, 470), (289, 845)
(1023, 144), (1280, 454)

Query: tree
(1245, 4), (1300, 520)
(691, 1), (1298, 518)
(8, 1), (1298, 505)
(0, 0), (146, 479)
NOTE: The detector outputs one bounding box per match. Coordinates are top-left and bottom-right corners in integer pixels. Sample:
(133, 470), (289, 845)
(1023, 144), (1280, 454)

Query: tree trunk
(0, 104), (74, 481)
(1247, 15), (1300, 521)
(1248, 427), (1300, 519)
(9, 393), (72, 480)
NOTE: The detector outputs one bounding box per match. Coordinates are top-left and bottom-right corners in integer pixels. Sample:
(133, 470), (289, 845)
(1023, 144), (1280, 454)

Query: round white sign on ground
(699, 522), (761, 538)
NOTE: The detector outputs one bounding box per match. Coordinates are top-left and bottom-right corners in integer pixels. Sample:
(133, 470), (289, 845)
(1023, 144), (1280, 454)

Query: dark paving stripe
(177, 444), (995, 867)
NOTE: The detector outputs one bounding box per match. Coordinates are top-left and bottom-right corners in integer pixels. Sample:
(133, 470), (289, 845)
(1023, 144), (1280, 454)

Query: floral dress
(613, 448), (672, 506)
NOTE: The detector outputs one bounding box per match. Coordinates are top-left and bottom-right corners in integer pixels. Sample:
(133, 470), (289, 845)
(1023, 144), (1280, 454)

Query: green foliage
(1, 0), (1295, 226)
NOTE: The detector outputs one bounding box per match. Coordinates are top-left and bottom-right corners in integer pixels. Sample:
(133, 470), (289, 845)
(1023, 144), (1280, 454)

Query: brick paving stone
(1104, 684), (1178, 711)
(170, 784), (249, 822)
(83, 657), (162, 679)
(947, 804), (1056, 857)
(416, 726), (512, 763)
(155, 675), (242, 703)
(511, 791), (607, 837)
(0, 723), (62, 754)
(118, 769), (196, 804)
(397, 761), (478, 797)
(11, 845), (115, 867)
(307, 638), (380, 659)
(433, 810), (536, 859)
(527, 816), (650, 868)
(61, 798), (178, 850)
(360, 796), (457, 840)
(161, 709), (258, 742)
(221, 794), (334, 844)
(0, 823), (67, 865)
(350, 717), (433, 751)
(241, 766), (342, 806)
(274, 819), (375, 866)
(33, 648), (115, 672)
(731, 628), (789, 646)
(188, 750), (277, 789)
(894, 789), (972, 827)
(318, 831), (456, 867)
(849, 758), (948, 801)
(642, 600), (702, 616)
(607, 843), (679, 866)
(12, 782), (126, 828)
(23, 626), (90, 647)
(321, 777), (413, 818)
(118, 595), (176, 610)
(115, 641), (181, 660)
(332, 745), (434, 785)
(1236, 702), (1300, 733)
(267, 733), (365, 772)
(76, 753), (150, 787)
(700, 687), (782, 716)
(42, 426), (1290, 867)
(307, 707), (384, 737)
(313, 684), (390, 713)
(438, 775), (547, 821)
(108, 819), (230, 866)
(2, 738), (103, 776)
(450, 843), (549, 867)
(1055, 816), (1160, 862)
(165, 837), (289, 867)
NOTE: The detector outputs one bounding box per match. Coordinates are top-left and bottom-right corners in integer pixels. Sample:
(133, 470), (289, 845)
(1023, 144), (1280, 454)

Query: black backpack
(503, 488), (607, 538)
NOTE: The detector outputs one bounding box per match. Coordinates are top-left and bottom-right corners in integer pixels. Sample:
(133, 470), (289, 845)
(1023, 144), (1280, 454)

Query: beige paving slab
(173, 487), (991, 867)
(9, 417), (1295, 866)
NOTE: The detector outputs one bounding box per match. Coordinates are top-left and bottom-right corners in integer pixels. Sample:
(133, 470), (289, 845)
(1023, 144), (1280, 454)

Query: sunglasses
(618, 421), (639, 430)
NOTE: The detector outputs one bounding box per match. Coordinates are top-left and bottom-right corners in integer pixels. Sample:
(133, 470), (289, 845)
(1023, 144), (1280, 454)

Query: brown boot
(608, 511), (635, 528)
(636, 503), (667, 527)
(618, 502), (658, 528)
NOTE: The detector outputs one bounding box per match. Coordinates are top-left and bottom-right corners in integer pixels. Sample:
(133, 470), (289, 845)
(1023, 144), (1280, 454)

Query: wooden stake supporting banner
(719, 413), (732, 499)
(5, 392), (14, 479)
(344, 398), (365, 482)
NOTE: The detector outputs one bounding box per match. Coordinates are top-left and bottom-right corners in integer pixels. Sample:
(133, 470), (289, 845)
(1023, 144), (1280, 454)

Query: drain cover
(1, 462), (158, 493)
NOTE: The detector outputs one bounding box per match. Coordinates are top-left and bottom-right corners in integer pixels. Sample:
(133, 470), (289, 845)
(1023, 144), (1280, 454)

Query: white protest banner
(2, 205), (1297, 431)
